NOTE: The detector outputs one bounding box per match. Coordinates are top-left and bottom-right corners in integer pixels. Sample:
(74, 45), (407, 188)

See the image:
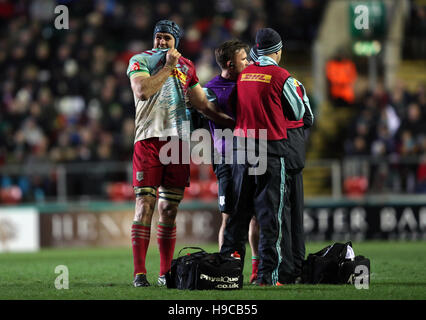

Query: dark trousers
(220, 153), (294, 285)
(282, 170), (305, 279)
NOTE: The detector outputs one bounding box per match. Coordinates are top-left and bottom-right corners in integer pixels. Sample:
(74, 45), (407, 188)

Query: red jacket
(234, 63), (291, 140)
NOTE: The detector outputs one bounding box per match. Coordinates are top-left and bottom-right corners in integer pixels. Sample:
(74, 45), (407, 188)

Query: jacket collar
(258, 55), (278, 66)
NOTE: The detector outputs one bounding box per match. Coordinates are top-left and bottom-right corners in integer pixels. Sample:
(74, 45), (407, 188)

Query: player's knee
(134, 193), (156, 221)
(158, 200), (178, 222)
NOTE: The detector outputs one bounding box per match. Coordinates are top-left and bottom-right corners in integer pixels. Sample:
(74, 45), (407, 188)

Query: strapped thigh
(158, 187), (184, 204)
(134, 186), (157, 198)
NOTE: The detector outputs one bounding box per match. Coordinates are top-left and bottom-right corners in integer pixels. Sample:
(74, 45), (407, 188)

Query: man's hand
(165, 48), (181, 70)
(130, 49), (181, 101)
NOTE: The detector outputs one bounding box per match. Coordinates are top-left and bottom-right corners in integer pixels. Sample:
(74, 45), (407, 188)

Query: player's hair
(215, 40), (249, 69)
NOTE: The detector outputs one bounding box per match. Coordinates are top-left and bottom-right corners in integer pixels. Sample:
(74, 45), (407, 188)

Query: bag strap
(177, 246), (206, 257)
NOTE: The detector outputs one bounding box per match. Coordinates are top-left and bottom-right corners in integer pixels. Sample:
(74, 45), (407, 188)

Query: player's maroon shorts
(133, 137), (190, 188)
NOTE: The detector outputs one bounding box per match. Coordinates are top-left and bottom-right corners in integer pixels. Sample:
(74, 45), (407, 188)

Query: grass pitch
(0, 241), (425, 300)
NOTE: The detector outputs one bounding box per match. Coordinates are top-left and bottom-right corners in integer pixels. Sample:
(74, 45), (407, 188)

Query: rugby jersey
(127, 48), (199, 142)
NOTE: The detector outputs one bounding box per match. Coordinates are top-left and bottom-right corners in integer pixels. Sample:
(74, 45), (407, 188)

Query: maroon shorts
(133, 137), (190, 188)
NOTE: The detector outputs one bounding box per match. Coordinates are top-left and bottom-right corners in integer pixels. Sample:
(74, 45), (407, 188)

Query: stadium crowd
(343, 0), (426, 195)
(344, 81), (426, 194)
(0, 0), (325, 202)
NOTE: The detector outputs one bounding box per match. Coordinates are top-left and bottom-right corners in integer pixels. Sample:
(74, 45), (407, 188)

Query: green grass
(0, 241), (425, 300)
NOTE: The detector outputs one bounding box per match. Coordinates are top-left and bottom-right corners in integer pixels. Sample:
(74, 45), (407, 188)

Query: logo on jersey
(171, 68), (187, 85)
(131, 61), (141, 72)
(241, 73), (272, 83)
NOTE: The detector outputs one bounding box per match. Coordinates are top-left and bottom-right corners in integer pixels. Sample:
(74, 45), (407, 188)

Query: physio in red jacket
(220, 28), (309, 286)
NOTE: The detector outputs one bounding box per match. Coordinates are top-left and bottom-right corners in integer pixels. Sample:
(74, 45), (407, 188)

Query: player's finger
(172, 50), (181, 58)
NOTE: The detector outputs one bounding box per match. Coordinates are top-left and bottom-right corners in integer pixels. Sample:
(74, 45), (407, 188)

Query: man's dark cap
(255, 28), (283, 56)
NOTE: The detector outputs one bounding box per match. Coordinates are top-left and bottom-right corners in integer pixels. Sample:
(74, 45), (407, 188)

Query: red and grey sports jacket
(282, 78), (314, 171)
(232, 56), (306, 156)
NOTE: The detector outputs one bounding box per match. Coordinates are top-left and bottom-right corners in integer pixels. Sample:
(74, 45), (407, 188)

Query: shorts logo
(241, 73), (272, 83)
(136, 171), (144, 181)
(219, 196), (225, 206)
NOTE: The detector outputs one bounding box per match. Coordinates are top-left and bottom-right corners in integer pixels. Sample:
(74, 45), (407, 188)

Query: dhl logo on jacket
(240, 73), (272, 83)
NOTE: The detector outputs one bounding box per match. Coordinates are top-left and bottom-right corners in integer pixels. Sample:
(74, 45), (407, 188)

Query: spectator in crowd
(344, 81), (426, 194)
(326, 49), (358, 106)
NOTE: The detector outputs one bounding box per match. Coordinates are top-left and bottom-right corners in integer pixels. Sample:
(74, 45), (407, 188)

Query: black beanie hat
(255, 28), (282, 56)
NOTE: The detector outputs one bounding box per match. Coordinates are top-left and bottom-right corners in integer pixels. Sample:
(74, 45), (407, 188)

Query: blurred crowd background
(0, 0), (425, 203)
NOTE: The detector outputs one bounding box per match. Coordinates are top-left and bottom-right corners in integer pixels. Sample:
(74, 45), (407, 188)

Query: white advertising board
(0, 207), (39, 252)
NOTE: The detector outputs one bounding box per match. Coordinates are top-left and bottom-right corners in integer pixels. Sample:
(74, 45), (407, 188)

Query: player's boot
(133, 273), (150, 287)
(249, 273), (258, 284)
(257, 281), (284, 286)
(157, 274), (166, 286)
